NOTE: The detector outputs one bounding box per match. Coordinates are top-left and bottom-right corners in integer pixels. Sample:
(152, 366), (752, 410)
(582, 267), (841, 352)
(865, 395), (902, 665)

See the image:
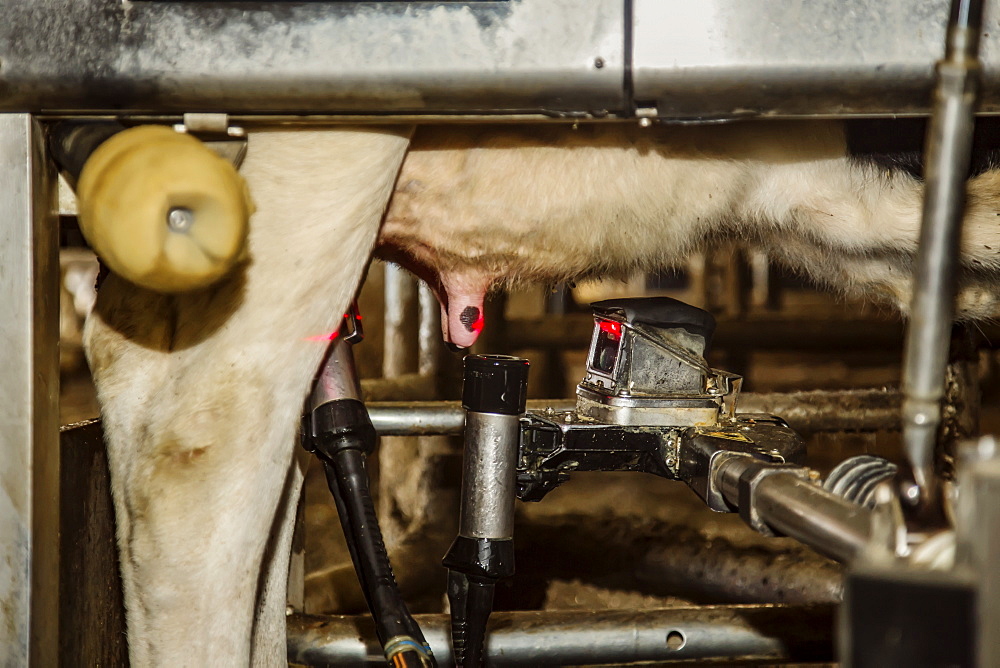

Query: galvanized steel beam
(0, 114), (60, 667)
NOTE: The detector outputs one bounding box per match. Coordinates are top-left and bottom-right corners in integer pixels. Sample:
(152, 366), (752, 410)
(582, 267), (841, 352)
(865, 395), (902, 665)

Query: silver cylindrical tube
(418, 280), (441, 378)
(367, 400), (575, 436)
(459, 411), (521, 539)
(383, 262), (418, 379)
(309, 336), (362, 408)
(288, 606), (834, 666)
(456, 355), (530, 541)
(718, 462), (872, 563)
(901, 0), (983, 500)
(754, 474), (872, 563)
(363, 390), (899, 438)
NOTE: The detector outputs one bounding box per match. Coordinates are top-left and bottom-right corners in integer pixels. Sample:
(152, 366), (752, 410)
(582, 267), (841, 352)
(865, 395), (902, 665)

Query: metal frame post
(384, 262), (420, 379)
(0, 113), (60, 666)
(901, 0), (983, 509)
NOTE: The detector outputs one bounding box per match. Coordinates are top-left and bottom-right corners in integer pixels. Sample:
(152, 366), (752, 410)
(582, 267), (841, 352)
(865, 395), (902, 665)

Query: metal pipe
(384, 263), (419, 379)
(418, 280), (441, 379)
(737, 389), (900, 433)
(901, 0), (983, 503)
(717, 461), (873, 563)
(287, 605), (835, 666)
(458, 412), (521, 540)
(753, 478), (873, 564)
(365, 389), (899, 437)
(367, 400), (574, 436)
(310, 337), (363, 406)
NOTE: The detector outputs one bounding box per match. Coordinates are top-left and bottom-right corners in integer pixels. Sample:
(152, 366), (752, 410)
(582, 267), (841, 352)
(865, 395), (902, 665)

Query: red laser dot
(599, 320), (622, 337)
(304, 329), (340, 342)
(471, 315), (485, 334)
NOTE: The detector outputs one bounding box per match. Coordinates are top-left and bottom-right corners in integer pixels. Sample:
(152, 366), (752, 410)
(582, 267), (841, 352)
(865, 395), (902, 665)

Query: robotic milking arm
(302, 295), (975, 667)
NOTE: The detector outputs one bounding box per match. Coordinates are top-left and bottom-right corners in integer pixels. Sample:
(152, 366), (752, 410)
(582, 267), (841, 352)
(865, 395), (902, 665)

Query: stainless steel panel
(0, 0), (625, 115)
(0, 114), (60, 666)
(633, 0), (1000, 118)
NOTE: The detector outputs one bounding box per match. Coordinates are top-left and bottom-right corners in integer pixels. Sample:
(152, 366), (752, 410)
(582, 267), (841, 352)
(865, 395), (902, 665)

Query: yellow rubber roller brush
(76, 125), (253, 293)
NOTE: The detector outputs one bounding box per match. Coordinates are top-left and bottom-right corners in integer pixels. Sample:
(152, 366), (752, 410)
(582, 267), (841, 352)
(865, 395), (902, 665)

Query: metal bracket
(174, 113), (248, 168)
(343, 301), (364, 344)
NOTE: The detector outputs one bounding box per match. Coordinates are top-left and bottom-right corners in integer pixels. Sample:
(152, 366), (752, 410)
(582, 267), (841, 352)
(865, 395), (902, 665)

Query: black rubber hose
(321, 450), (434, 666)
(462, 580), (496, 668)
(320, 459), (370, 607)
(47, 120), (126, 184)
(447, 571), (469, 666)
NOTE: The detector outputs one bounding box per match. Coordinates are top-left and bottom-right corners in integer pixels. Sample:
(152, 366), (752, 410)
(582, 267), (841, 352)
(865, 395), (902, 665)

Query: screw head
(167, 207), (195, 232)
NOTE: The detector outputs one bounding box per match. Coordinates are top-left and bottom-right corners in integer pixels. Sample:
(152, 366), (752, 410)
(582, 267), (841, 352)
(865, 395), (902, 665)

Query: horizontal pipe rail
(366, 389), (901, 436)
(368, 400), (573, 436)
(737, 389), (900, 433)
(287, 605), (834, 666)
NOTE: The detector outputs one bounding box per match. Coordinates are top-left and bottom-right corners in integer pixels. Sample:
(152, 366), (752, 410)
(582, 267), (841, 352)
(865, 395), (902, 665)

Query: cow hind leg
(84, 127), (412, 666)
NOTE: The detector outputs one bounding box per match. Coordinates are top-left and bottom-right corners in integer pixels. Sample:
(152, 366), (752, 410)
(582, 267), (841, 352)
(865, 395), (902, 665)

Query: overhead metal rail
(3, 0), (1000, 119)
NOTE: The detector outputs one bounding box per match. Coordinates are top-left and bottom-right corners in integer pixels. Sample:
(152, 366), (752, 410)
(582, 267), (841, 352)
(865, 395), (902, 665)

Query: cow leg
(250, 448), (310, 666)
(84, 127), (412, 666)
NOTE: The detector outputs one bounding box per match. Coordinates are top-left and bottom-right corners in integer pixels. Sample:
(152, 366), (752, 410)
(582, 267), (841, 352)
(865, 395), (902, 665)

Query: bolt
(594, 57), (605, 69)
(167, 207), (195, 232)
